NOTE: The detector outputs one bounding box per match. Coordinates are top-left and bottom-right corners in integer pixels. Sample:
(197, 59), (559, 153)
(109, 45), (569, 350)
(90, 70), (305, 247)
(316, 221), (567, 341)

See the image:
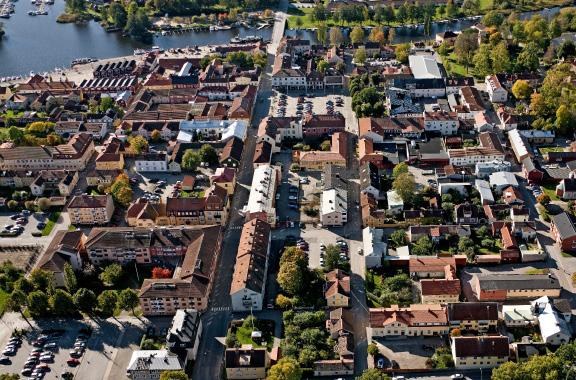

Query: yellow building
(68, 194), (114, 225)
(325, 270), (350, 308)
(211, 167), (237, 195)
(451, 336), (509, 369)
(225, 347), (268, 380)
(369, 304), (449, 337)
(447, 302), (499, 332)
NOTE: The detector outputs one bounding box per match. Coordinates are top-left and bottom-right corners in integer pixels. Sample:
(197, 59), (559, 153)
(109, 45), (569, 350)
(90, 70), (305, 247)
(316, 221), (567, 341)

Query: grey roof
(360, 162), (380, 191)
(477, 274), (561, 291)
(551, 212), (576, 239)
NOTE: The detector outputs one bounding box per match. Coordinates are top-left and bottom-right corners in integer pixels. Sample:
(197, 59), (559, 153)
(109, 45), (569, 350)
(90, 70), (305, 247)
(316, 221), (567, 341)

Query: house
(67, 194), (114, 225)
(459, 86), (485, 114)
(448, 147), (505, 166)
(126, 198), (162, 227)
(475, 160), (511, 179)
(30, 170), (79, 197)
(436, 30), (459, 45)
(451, 336), (509, 370)
(556, 178), (576, 200)
(135, 153), (168, 172)
(297, 132), (348, 170)
(230, 218), (271, 312)
(485, 75), (508, 103)
(36, 230), (85, 288)
(532, 296), (572, 346)
(522, 157), (544, 183)
(220, 137), (243, 168)
(360, 192), (386, 228)
(489, 172), (519, 192)
(475, 179), (495, 205)
(420, 266), (461, 305)
(454, 203), (479, 224)
(386, 190), (404, 215)
(362, 227), (386, 268)
(368, 304), (448, 337)
(409, 257), (457, 279)
(166, 309), (202, 361)
(126, 350), (183, 380)
(225, 347), (269, 380)
(423, 111), (459, 136)
(321, 187), (348, 226)
(473, 273), (561, 301)
(241, 165), (278, 225)
(409, 55), (442, 79)
(313, 359), (354, 377)
(326, 308), (354, 339)
(512, 340), (547, 362)
(325, 270), (350, 308)
(502, 186), (524, 205)
(508, 129), (532, 162)
(550, 212), (576, 252)
(359, 162), (381, 199)
(163, 185), (229, 226)
(252, 141), (272, 168)
(210, 167), (236, 195)
(447, 302), (499, 332)
(502, 305), (536, 327)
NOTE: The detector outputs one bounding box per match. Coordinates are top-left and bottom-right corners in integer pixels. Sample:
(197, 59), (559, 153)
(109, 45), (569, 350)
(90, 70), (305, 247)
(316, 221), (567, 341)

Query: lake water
(0, 1), (561, 77)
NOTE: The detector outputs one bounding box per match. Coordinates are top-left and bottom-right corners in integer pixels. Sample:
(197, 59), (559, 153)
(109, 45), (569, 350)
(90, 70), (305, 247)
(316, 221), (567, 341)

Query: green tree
(324, 245), (342, 271)
(199, 144), (218, 164)
(8, 126), (24, 144)
(277, 247), (308, 295)
(329, 27), (344, 46)
(512, 80), (532, 100)
(516, 42), (540, 72)
(118, 288), (139, 314)
(319, 140), (331, 151)
(482, 10), (504, 27)
(0, 374), (21, 380)
(367, 343), (379, 356)
(317, 60), (329, 74)
(159, 371), (188, 380)
(454, 30), (479, 73)
(97, 290), (118, 317)
(99, 97), (114, 112)
(354, 47), (367, 65)
(7, 289), (28, 320)
(350, 26), (364, 44)
(125, 8), (152, 43)
(267, 358), (303, 380)
(150, 129), (161, 142)
(473, 44), (492, 77)
(29, 269), (54, 292)
(50, 289), (76, 316)
(492, 41), (511, 73)
(458, 236), (475, 261)
(27, 290), (49, 317)
(395, 43), (410, 64)
(392, 162), (409, 178)
(128, 135), (148, 154)
(63, 263), (77, 294)
(99, 263), (123, 286)
(181, 149), (201, 171)
(437, 41), (449, 56)
(316, 23), (328, 46)
(392, 172), (416, 203)
(74, 288), (97, 314)
(555, 104), (575, 135)
(412, 236), (433, 256)
(389, 230), (407, 248)
(356, 368), (391, 380)
(109, 2), (127, 28)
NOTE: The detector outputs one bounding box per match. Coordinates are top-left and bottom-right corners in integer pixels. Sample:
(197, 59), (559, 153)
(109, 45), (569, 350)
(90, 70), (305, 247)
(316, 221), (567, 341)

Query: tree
(389, 230), (407, 248)
(350, 26), (364, 44)
(267, 358), (303, 380)
(537, 193), (551, 205)
(109, 2), (127, 28)
(516, 42), (540, 72)
(74, 288), (97, 314)
(473, 44), (492, 77)
(316, 24), (328, 46)
(27, 290), (49, 317)
(482, 10), (504, 27)
(329, 27), (344, 46)
(6, 200), (17, 210)
(50, 289), (76, 316)
(392, 162), (409, 178)
(115, 186), (133, 207)
(199, 144), (218, 164)
(275, 294), (293, 309)
(555, 104), (575, 135)
(118, 289), (139, 314)
(352, 87), (384, 117)
(159, 371), (188, 380)
(125, 8), (152, 43)
(7, 289), (28, 319)
(367, 343), (379, 356)
(99, 97), (114, 112)
(450, 328), (462, 337)
(458, 236), (475, 261)
(37, 197), (50, 211)
(319, 140), (331, 151)
(354, 47), (367, 65)
(412, 236), (433, 256)
(99, 263), (123, 286)
(492, 41), (511, 73)
(512, 80), (532, 100)
(63, 263), (77, 294)
(356, 368), (391, 380)
(437, 41), (449, 57)
(277, 247), (308, 295)
(150, 129), (161, 142)
(0, 374), (21, 380)
(181, 149), (201, 171)
(558, 40), (576, 59)
(392, 172), (416, 203)
(324, 245), (341, 271)
(29, 269), (53, 292)
(97, 290), (118, 317)
(368, 26), (386, 46)
(395, 43), (410, 64)
(8, 126), (24, 144)
(454, 30), (479, 73)
(128, 135), (148, 154)
(152, 267), (172, 278)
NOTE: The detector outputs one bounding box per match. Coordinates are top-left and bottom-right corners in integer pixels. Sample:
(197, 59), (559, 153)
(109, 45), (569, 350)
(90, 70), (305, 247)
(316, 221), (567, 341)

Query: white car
(451, 375), (464, 379)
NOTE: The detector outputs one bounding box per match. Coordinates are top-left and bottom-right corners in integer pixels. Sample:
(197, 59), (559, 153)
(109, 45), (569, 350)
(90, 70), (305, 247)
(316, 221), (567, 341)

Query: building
(135, 153), (168, 172)
(502, 305), (536, 327)
(220, 137), (244, 168)
(359, 162), (381, 199)
(508, 129), (532, 162)
(423, 111), (459, 135)
(321, 187), (348, 226)
(0, 133), (94, 171)
(409, 55), (442, 79)
(68, 194), (114, 225)
(36, 230), (85, 287)
(386, 190), (404, 215)
(241, 165), (278, 225)
(210, 167), (237, 195)
(454, 203), (480, 224)
(230, 218), (271, 312)
(368, 304), (448, 337)
(489, 172), (519, 192)
(178, 119), (248, 143)
(531, 296), (572, 346)
(409, 257), (457, 278)
(447, 302), (499, 332)
(475, 179), (495, 205)
(485, 75), (508, 103)
(522, 158), (544, 183)
(297, 132), (348, 170)
(362, 227), (387, 268)
(225, 347), (269, 380)
(550, 212), (576, 252)
(448, 147), (505, 166)
(126, 350), (183, 380)
(451, 336), (509, 370)
(556, 178), (576, 200)
(30, 170), (79, 197)
(166, 309), (202, 361)
(325, 270), (350, 308)
(474, 273), (561, 301)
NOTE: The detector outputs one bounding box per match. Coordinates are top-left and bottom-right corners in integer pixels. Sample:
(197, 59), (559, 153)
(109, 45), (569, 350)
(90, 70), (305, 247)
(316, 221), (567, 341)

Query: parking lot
(0, 211), (48, 239)
(371, 336), (444, 370)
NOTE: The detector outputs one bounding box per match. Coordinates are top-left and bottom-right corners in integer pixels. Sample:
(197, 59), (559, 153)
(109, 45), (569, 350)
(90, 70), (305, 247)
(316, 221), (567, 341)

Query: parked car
(376, 358), (385, 369)
(67, 358), (80, 366)
(21, 369), (33, 377)
(0, 356), (10, 364)
(43, 342), (57, 350)
(451, 375), (464, 380)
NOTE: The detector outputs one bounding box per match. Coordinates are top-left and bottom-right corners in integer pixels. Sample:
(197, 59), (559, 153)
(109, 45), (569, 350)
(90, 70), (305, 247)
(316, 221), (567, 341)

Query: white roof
(363, 227), (387, 258)
(245, 165), (277, 215)
(179, 119), (247, 141)
(502, 305), (534, 322)
(475, 179), (494, 204)
(127, 350), (182, 372)
(531, 296), (570, 341)
(508, 129), (530, 158)
(386, 190), (404, 209)
(321, 188), (347, 216)
(409, 55), (442, 79)
(518, 129), (555, 139)
(396, 245), (410, 257)
(489, 171), (519, 188)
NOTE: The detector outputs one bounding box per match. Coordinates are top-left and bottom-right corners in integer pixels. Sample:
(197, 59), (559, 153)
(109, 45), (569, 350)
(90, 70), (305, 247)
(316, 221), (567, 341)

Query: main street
(192, 1), (288, 377)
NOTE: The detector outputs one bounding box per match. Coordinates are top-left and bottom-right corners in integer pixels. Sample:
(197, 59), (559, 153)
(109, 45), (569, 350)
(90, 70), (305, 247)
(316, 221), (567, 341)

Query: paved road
(191, 3), (288, 376)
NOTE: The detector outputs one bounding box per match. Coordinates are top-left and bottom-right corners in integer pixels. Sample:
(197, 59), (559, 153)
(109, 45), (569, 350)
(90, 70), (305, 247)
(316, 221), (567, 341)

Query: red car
(67, 358), (80, 366)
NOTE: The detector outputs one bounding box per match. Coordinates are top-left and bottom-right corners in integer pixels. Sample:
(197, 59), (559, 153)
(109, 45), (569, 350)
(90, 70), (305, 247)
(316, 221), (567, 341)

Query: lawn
(526, 268), (549, 275)
(230, 319), (275, 351)
(561, 251), (576, 258)
(479, 0), (493, 10)
(41, 212), (61, 236)
(541, 183), (559, 201)
(0, 288), (8, 316)
(477, 240), (502, 255)
(444, 53), (469, 77)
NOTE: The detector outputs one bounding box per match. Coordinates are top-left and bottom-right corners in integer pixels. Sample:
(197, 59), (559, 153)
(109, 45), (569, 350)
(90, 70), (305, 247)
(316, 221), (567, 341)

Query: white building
(531, 296), (571, 346)
(508, 129), (532, 162)
(126, 350), (183, 380)
(489, 171), (519, 192)
(178, 120), (248, 142)
(423, 111), (459, 135)
(135, 153), (168, 172)
(166, 309), (202, 361)
(475, 179), (495, 205)
(448, 147), (505, 166)
(321, 187), (348, 226)
(485, 75), (508, 103)
(386, 190), (404, 215)
(475, 160), (512, 179)
(241, 165), (278, 225)
(363, 227), (387, 268)
(409, 55), (442, 79)
(502, 305), (536, 327)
